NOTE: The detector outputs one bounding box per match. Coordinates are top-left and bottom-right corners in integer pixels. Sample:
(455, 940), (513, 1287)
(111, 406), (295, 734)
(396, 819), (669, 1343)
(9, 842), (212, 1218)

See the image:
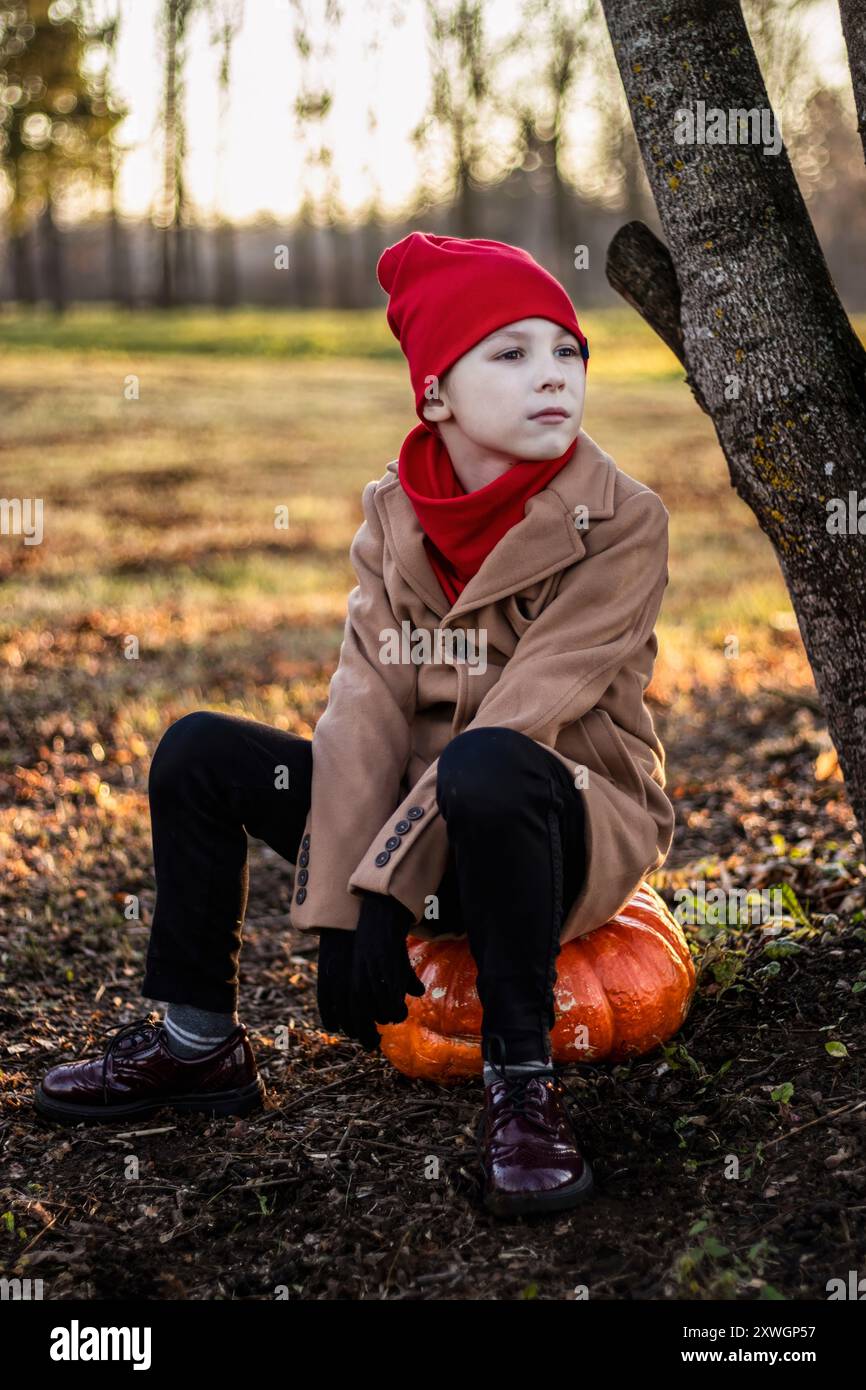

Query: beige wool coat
(288, 427), (675, 944)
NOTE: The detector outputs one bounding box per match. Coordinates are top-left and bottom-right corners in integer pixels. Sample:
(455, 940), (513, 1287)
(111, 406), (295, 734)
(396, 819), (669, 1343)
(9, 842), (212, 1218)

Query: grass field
(1, 307), (864, 1301)
(1, 303), (842, 700)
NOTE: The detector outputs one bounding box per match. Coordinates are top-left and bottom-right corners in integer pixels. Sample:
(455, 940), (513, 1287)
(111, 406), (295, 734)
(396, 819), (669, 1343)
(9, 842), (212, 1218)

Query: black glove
(315, 928), (357, 1034)
(349, 891), (425, 1034)
(315, 914), (406, 1052)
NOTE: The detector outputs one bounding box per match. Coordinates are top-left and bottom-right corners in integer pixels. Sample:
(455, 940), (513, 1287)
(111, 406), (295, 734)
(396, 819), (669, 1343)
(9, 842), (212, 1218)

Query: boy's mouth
(529, 407), (569, 421)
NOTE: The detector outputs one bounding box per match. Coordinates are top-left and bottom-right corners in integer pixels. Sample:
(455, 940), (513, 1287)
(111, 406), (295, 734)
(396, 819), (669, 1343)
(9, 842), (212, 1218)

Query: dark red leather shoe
(478, 1057), (594, 1216)
(34, 1013), (265, 1125)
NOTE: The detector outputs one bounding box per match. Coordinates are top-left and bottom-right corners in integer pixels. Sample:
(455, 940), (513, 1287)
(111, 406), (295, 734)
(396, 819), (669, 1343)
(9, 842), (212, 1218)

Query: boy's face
(422, 316), (586, 461)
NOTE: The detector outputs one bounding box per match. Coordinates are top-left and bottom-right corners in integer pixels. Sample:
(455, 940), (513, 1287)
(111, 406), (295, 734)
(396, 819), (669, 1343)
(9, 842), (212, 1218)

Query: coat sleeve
(346, 490), (670, 923)
(450, 491), (669, 742)
(288, 477), (418, 933)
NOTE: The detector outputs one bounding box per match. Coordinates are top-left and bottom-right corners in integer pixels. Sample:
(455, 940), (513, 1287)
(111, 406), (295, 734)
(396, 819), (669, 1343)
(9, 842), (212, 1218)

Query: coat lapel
(375, 428), (617, 626)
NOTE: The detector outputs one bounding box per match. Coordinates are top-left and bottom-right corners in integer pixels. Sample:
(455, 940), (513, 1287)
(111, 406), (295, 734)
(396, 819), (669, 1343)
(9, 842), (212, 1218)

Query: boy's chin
(509, 428), (579, 461)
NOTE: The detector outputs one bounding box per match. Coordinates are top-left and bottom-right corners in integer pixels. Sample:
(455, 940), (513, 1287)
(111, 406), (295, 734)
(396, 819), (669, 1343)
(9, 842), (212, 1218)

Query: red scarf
(397, 422), (577, 607)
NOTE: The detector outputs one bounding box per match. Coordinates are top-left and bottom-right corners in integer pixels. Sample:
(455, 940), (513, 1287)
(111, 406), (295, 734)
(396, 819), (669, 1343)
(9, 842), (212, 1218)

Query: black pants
(142, 712), (588, 1063)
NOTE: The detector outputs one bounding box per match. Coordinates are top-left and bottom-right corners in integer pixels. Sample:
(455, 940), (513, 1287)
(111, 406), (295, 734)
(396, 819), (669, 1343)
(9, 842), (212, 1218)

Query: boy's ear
(421, 370), (452, 425)
(421, 398), (449, 425)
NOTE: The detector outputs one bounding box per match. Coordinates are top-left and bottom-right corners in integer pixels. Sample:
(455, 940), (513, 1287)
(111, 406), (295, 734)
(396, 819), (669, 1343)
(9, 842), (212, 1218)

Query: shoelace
(488, 1074), (560, 1136)
(100, 1013), (161, 1104)
(484, 1033), (560, 1138)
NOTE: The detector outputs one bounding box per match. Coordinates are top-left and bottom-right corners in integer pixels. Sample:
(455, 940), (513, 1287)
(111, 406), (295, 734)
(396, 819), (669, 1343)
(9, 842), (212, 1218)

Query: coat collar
(375, 427), (617, 625)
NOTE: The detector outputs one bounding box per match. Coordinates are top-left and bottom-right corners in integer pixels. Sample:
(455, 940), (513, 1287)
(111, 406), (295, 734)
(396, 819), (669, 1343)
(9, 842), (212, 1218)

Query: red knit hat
(376, 232), (589, 424)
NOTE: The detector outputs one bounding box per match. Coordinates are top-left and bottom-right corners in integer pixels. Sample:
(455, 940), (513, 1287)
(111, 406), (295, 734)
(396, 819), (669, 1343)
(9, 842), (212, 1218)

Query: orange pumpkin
(378, 881), (696, 1082)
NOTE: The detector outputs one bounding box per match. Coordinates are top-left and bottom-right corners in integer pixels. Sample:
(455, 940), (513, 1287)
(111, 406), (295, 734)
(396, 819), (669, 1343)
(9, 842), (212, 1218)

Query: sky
(83, 0), (855, 226)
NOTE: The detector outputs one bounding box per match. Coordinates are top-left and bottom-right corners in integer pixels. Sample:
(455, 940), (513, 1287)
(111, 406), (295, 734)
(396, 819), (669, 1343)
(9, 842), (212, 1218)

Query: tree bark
(839, 0), (866, 170)
(600, 0), (866, 849)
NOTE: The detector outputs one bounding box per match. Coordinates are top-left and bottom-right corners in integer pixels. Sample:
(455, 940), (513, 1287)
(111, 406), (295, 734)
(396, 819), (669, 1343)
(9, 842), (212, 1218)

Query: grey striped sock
(162, 1002), (240, 1058)
(483, 1057), (555, 1086)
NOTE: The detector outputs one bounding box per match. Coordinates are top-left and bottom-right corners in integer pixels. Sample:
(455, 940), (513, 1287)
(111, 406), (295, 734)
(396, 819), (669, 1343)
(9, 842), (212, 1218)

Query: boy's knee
(148, 711), (223, 798)
(436, 727), (528, 813)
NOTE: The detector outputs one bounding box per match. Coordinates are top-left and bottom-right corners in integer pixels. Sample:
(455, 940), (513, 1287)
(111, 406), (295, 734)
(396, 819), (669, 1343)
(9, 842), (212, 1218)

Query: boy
(36, 233), (674, 1218)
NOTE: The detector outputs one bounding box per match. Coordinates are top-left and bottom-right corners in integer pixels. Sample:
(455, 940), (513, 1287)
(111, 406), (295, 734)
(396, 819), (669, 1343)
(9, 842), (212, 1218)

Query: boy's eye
(495, 346), (578, 361)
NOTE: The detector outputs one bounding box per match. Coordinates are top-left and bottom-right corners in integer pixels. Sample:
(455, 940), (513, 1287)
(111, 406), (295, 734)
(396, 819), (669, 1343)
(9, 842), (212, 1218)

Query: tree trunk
(839, 0), (866, 169)
(454, 152), (483, 236)
(174, 217), (193, 306)
(600, 0), (866, 848)
(11, 229), (36, 304)
(215, 220), (238, 308)
(549, 141), (572, 289)
(108, 207), (133, 308)
(158, 0), (179, 308)
(40, 200), (65, 315)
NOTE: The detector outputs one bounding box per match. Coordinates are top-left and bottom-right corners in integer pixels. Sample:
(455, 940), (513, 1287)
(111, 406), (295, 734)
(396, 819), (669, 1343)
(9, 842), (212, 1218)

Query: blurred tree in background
(0, 0), (126, 310)
(0, 0), (863, 311)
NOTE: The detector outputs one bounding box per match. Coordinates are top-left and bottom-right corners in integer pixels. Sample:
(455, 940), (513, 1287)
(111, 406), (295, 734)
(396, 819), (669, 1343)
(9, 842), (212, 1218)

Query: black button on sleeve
(374, 850), (391, 866)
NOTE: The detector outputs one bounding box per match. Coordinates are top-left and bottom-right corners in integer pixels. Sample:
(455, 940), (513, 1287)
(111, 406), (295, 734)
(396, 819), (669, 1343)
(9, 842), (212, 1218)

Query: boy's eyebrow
(484, 327), (579, 344)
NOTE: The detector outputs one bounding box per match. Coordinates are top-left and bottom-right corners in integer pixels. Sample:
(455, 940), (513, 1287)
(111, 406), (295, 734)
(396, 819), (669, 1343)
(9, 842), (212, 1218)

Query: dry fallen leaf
(815, 748), (843, 781)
